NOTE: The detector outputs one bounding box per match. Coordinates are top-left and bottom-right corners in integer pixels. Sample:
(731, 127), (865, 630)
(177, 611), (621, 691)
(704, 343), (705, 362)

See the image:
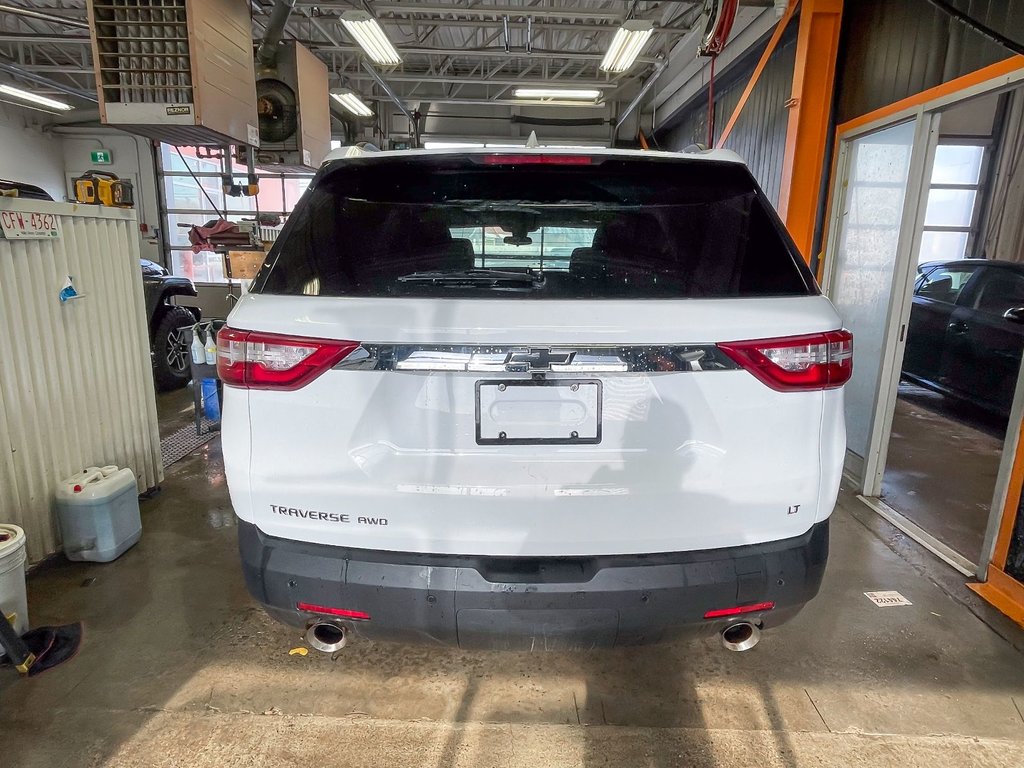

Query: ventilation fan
(257, 79), (299, 144)
(698, 0), (739, 57)
(242, 41), (331, 171)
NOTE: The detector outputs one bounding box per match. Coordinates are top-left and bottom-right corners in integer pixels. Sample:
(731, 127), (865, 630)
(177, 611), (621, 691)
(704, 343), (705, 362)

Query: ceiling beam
(0, 59), (97, 101)
(310, 43), (659, 63)
(389, 96), (611, 108)
(343, 72), (614, 87)
(10, 65), (93, 74)
(0, 34), (90, 44)
(0, 3), (90, 30)
(298, 17), (642, 34)
(370, 3), (626, 21)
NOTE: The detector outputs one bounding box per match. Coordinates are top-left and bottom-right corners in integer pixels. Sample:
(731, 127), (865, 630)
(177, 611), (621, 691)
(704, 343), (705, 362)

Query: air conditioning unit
(87, 0), (259, 146)
(245, 41), (331, 172)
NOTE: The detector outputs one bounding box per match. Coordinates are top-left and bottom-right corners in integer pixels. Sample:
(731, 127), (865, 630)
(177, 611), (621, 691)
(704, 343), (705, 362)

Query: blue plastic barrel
(201, 378), (220, 421)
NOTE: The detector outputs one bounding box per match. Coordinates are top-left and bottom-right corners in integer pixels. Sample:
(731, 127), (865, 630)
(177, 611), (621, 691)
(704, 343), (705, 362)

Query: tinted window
(973, 269), (1024, 315)
(916, 264), (978, 304)
(254, 156), (815, 299)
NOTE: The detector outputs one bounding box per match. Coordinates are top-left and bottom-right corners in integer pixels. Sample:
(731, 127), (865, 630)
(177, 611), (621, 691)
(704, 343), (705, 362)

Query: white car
(219, 146), (850, 652)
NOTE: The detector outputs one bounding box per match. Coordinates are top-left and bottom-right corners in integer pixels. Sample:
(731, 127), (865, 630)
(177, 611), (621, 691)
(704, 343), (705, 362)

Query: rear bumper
(238, 519), (829, 649)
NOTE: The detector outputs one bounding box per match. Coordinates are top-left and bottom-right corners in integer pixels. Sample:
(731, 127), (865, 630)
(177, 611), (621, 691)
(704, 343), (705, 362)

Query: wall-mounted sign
(90, 149), (113, 165)
(0, 210), (62, 240)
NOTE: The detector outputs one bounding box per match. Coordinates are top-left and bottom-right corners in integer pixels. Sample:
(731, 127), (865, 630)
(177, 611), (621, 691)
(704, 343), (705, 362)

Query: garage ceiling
(0, 1), (709, 106)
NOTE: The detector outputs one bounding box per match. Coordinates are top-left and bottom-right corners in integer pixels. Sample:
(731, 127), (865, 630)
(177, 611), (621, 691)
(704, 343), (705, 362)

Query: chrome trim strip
(334, 345), (739, 373)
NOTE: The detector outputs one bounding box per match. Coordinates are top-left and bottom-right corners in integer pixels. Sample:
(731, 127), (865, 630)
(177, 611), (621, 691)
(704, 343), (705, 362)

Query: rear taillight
(216, 327), (358, 390)
(717, 330), (853, 392)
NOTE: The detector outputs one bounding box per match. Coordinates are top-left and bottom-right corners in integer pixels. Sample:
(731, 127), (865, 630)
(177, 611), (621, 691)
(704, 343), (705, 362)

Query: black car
(904, 259), (1024, 416)
(140, 259), (201, 390)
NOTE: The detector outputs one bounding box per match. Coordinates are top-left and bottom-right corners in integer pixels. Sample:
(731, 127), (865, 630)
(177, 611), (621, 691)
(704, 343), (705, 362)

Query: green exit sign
(90, 149), (112, 165)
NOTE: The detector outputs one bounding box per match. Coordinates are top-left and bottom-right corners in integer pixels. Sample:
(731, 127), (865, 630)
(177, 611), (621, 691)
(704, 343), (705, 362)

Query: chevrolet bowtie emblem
(505, 348), (575, 372)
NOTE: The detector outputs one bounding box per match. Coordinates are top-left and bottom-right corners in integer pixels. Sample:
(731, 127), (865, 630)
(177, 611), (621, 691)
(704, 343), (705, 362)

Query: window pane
(164, 176), (225, 214)
(931, 144), (984, 185)
(220, 177), (288, 216)
(924, 188), (977, 227)
(161, 144), (222, 174)
(284, 177), (313, 209)
(170, 248), (225, 283)
(166, 213), (222, 248)
(853, 140), (914, 183)
(161, 143), (315, 282)
(848, 185), (907, 227)
(917, 266), (976, 303)
(975, 271), (1024, 315)
(918, 230), (968, 263)
(255, 158), (813, 299)
(471, 226), (594, 270)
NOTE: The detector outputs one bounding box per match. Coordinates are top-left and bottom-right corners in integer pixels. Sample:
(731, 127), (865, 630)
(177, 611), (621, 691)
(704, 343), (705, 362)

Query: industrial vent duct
(87, 0), (259, 146)
(244, 40), (331, 172)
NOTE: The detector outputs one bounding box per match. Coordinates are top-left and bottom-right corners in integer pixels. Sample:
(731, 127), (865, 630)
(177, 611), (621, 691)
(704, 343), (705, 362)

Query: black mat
(1, 623), (83, 676)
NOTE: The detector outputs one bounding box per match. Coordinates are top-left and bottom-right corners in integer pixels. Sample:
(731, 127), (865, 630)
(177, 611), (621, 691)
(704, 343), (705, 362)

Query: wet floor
(882, 383), (1006, 561)
(3, 398), (1024, 766)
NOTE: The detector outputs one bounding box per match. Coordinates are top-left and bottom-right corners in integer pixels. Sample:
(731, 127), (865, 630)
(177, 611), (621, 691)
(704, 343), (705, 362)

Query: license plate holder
(475, 379), (602, 445)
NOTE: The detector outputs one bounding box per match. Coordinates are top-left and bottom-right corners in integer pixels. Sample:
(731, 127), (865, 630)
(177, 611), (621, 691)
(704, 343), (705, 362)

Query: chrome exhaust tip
(720, 621), (760, 652)
(305, 620), (348, 653)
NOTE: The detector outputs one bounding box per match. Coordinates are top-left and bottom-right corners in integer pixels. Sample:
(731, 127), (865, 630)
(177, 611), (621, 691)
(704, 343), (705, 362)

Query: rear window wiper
(396, 269), (545, 290)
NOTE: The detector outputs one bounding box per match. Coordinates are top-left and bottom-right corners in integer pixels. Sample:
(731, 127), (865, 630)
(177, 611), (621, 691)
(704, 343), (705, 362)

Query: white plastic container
(0, 523), (29, 658)
(56, 466), (142, 562)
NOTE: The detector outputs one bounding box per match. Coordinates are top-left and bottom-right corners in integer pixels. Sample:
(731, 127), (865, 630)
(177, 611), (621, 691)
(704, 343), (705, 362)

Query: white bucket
(0, 524), (29, 656)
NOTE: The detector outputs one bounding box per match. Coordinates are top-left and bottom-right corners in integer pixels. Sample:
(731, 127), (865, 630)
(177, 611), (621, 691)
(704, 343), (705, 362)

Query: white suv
(219, 147), (850, 652)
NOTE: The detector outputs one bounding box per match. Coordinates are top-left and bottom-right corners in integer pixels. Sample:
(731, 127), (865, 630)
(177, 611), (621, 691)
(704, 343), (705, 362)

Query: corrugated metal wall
(837, 0), (1024, 123)
(660, 26), (798, 208)
(0, 200), (163, 562)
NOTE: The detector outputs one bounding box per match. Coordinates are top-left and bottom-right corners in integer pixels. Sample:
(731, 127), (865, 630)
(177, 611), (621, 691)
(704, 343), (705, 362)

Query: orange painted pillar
(968, 414), (1024, 628)
(776, 0), (844, 264)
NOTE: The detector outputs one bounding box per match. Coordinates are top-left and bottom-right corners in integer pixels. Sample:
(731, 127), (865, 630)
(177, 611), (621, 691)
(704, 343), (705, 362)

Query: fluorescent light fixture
(331, 89), (374, 117)
(0, 83), (72, 111)
(341, 10), (402, 66)
(600, 20), (654, 73)
(513, 88), (602, 101)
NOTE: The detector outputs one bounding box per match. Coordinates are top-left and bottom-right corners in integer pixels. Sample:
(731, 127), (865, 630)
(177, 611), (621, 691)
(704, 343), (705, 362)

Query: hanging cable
(174, 145), (226, 220)
(707, 55), (717, 148)
(924, 0), (1024, 56)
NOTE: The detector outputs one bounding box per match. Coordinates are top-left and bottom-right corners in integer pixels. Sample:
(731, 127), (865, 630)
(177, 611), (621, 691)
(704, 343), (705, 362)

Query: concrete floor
(4, 395), (1024, 766)
(882, 384), (1005, 561)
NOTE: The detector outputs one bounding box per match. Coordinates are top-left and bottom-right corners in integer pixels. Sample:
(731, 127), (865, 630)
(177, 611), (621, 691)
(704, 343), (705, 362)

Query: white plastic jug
(56, 466), (142, 562)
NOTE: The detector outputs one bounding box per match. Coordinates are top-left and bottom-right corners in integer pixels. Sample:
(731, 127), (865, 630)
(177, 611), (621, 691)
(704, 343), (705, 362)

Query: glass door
(825, 118), (927, 490)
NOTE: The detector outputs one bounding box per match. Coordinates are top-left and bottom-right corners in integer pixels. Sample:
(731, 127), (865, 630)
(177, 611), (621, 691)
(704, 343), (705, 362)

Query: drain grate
(160, 421), (219, 468)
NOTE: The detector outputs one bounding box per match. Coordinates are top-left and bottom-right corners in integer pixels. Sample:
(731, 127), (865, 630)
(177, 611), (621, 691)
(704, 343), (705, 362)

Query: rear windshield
(253, 156), (816, 299)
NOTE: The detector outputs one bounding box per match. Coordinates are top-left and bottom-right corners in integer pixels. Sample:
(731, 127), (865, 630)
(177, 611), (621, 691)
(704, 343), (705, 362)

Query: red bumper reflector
(703, 601), (775, 619)
(296, 602), (370, 621)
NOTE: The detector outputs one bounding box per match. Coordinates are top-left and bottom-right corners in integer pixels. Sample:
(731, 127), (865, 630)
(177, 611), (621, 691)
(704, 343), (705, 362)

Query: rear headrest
(569, 246), (606, 281)
(448, 238), (475, 268)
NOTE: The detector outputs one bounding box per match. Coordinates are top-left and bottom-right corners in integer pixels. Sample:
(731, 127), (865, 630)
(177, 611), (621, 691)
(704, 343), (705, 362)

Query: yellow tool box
(72, 171), (135, 208)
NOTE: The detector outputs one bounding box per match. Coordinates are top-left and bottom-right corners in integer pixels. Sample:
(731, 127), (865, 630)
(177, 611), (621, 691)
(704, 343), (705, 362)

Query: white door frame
(821, 111), (937, 495)
(822, 65), (1024, 577)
